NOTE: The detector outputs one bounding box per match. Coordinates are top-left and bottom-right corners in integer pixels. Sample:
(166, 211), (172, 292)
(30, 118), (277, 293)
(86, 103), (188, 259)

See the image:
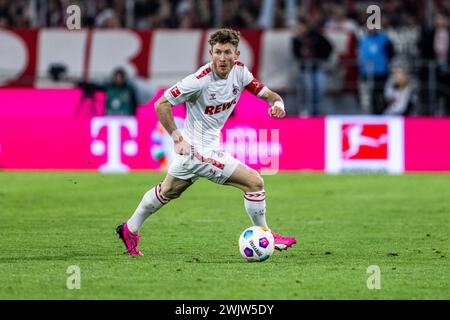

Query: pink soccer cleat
(116, 222), (143, 256)
(272, 231), (297, 251)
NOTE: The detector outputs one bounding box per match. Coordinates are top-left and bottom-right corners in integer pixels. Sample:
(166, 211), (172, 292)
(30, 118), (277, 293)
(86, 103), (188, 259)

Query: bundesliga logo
(325, 117), (404, 174)
(341, 123), (388, 160)
(170, 86), (181, 98)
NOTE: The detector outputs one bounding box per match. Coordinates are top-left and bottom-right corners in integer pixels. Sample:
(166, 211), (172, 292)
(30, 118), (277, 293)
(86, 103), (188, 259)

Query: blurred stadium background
(2, 0), (450, 115)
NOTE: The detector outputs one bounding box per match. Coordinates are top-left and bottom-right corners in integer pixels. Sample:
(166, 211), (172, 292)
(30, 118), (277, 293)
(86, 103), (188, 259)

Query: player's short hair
(208, 29), (240, 49)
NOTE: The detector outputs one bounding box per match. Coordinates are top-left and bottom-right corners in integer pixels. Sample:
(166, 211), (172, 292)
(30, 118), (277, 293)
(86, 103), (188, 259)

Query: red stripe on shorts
(192, 151), (225, 170)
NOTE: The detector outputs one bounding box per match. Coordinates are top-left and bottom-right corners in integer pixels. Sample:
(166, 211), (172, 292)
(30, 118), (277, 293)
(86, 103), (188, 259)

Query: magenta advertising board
(0, 89), (449, 173)
(404, 117), (450, 172)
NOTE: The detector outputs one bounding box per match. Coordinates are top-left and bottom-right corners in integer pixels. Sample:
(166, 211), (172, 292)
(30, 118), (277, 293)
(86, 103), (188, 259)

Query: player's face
(210, 43), (240, 79)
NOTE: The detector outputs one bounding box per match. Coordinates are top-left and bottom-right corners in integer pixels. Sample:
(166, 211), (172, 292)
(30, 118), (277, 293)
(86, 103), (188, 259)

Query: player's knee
(165, 192), (181, 199)
(248, 173), (264, 192)
(160, 184), (183, 199)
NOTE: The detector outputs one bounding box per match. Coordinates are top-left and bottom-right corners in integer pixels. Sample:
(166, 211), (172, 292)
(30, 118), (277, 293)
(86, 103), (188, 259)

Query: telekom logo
(342, 123), (388, 160)
(90, 116), (138, 173)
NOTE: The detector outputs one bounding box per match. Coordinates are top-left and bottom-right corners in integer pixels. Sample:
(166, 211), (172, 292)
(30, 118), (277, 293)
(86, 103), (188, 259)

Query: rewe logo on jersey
(342, 123), (388, 160)
(204, 99), (237, 115)
(90, 116), (138, 173)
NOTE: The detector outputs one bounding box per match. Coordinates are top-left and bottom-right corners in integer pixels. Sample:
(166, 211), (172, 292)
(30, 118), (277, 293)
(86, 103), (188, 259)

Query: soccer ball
(239, 226), (275, 262)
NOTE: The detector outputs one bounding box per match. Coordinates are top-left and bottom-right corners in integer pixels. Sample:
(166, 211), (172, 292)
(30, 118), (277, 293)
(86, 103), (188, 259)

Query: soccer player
(116, 29), (297, 256)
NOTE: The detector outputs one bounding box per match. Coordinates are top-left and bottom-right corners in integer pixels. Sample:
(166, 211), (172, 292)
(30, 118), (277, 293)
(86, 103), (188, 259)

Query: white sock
(244, 190), (269, 229)
(127, 183), (170, 233)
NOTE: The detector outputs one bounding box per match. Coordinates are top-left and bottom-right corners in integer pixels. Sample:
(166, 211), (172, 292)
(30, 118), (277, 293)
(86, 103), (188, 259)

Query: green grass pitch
(0, 171), (449, 299)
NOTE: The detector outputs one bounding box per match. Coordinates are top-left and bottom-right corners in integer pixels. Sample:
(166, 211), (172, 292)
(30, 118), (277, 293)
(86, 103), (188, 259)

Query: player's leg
(117, 174), (193, 255)
(224, 163), (297, 251)
(224, 163), (268, 228)
(127, 174), (193, 232)
(117, 151), (199, 255)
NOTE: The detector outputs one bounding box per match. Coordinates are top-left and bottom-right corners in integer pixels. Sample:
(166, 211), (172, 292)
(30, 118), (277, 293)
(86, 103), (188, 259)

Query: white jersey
(164, 61), (267, 152)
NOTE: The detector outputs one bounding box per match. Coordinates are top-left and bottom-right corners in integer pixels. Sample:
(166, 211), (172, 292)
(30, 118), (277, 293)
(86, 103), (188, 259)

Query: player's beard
(215, 60), (233, 78)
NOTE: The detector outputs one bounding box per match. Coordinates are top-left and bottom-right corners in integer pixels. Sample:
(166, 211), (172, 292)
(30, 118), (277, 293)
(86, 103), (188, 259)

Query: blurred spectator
(236, 0), (261, 28)
(46, 0), (64, 27)
(358, 28), (395, 114)
(0, 0), (10, 27)
(104, 68), (138, 115)
(196, 0), (212, 28)
(0, 16), (8, 28)
(311, 0), (335, 27)
(95, 9), (122, 28)
(177, 0), (196, 29)
(256, 0), (296, 29)
(323, 1), (359, 100)
(441, 0), (450, 16)
(221, 0), (242, 29)
(383, 0), (403, 28)
(324, 1), (358, 34)
(75, 68), (154, 116)
(176, 0), (211, 29)
(418, 12), (450, 116)
(135, 0), (171, 29)
(221, 0), (260, 29)
(274, 0), (297, 29)
(384, 66), (416, 115)
(292, 17), (333, 115)
(2, 0), (31, 27)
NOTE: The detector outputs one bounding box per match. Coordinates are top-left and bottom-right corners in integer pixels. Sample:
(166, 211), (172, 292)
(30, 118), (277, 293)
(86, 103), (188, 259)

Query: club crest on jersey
(204, 99), (237, 115)
(210, 93), (216, 100)
(232, 85), (239, 95)
(170, 86), (181, 98)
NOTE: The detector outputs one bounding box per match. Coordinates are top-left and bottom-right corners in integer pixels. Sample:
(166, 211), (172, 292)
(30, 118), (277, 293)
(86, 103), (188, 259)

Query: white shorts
(168, 149), (241, 184)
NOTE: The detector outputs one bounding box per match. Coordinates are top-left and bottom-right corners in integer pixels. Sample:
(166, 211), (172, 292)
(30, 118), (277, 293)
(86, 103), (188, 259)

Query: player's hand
(174, 139), (191, 155)
(171, 130), (191, 155)
(268, 105), (286, 118)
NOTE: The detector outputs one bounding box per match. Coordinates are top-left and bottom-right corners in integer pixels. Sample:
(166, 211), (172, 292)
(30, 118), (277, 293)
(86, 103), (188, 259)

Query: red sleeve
(245, 78), (265, 96)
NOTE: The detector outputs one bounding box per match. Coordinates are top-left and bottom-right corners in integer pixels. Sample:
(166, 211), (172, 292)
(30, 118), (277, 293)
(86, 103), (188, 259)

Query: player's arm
(243, 66), (286, 118)
(158, 73), (202, 155)
(154, 95), (190, 155)
(259, 88), (286, 118)
(154, 95), (178, 135)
